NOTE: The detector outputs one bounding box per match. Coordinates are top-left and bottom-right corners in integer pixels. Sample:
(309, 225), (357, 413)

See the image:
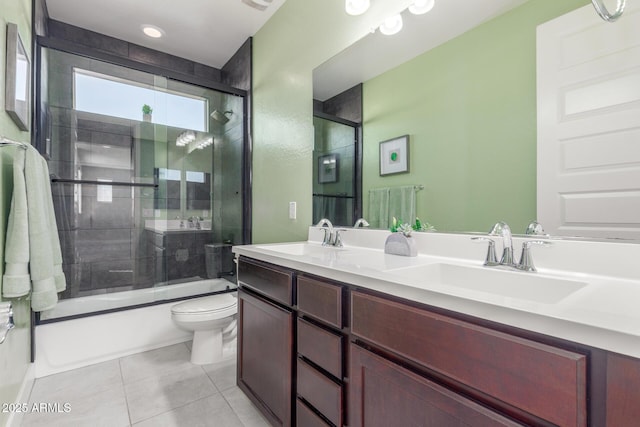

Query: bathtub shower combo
(33, 47), (247, 368)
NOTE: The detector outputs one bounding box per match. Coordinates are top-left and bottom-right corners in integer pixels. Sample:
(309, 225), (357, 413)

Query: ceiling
(45, 0), (529, 94)
(45, 0), (287, 69)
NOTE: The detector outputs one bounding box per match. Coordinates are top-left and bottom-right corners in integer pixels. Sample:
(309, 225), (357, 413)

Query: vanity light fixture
(345, 0), (370, 16)
(141, 25), (164, 38)
(408, 0), (435, 15)
(379, 14), (403, 35)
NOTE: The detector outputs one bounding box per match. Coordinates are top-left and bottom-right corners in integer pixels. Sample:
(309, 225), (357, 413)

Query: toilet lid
(171, 293), (237, 315)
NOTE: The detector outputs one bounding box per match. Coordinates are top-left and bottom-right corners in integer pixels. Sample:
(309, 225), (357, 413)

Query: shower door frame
(33, 37), (252, 326)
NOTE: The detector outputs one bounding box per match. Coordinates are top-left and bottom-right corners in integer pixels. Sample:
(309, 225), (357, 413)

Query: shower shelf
(51, 178), (158, 188)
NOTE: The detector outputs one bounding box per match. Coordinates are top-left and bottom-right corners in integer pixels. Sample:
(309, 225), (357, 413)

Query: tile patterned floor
(20, 343), (271, 427)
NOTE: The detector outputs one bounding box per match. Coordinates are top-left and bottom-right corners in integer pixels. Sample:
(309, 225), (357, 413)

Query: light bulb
(379, 14), (403, 35)
(408, 0), (435, 15)
(141, 25), (164, 38)
(345, 0), (370, 16)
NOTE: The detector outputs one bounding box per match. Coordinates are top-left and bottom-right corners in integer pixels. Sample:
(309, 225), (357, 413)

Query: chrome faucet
(489, 221), (514, 266)
(188, 216), (201, 230)
(473, 221), (551, 272)
(353, 218), (370, 228)
(316, 218), (346, 247)
(316, 218), (334, 246)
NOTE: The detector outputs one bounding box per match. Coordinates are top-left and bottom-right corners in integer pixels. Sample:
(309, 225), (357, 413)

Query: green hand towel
(368, 188), (390, 229)
(389, 186), (416, 227)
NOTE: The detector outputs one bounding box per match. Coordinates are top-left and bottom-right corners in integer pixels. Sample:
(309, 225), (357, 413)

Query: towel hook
(592, 0), (626, 22)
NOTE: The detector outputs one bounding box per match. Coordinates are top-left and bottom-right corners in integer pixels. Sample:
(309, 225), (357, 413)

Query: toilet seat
(171, 293), (237, 315)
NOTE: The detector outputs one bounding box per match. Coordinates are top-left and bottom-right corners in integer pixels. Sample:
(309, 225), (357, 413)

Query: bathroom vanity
(234, 229), (640, 426)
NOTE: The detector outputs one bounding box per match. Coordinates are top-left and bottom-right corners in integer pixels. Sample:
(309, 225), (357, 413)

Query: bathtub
(34, 278), (235, 378)
(40, 278), (234, 321)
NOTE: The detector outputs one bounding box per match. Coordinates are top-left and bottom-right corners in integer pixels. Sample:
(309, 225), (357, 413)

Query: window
(74, 69), (207, 131)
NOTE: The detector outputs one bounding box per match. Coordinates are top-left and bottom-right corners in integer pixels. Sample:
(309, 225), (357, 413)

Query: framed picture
(5, 23), (30, 131)
(318, 153), (338, 183)
(380, 135), (409, 176)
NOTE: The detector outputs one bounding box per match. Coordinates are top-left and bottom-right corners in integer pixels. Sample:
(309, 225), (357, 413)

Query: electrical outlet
(289, 201), (296, 220)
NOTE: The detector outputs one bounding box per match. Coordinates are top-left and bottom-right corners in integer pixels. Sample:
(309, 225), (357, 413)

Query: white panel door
(537, 3), (640, 239)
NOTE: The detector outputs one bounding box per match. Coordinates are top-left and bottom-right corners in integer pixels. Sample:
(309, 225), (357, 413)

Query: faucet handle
(333, 229), (348, 248)
(525, 221), (548, 236)
(517, 240), (551, 272)
(471, 237), (498, 266)
(319, 228), (332, 246)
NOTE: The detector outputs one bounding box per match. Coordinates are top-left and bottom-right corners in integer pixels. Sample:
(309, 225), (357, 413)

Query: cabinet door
(238, 289), (293, 427)
(349, 344), (523, 427)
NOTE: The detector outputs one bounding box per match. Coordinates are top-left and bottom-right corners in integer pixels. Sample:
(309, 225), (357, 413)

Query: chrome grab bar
(0, 302), (15, 345)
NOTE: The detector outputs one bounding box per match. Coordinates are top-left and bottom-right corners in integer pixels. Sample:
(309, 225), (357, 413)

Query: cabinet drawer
(296, 399), (331, 427)
(297, 275), (342, 328)
(351, 291), (587, 427)
(297, 318), (343, 379)
(297, 359), (342, 426)
(238, 258), (293, 306)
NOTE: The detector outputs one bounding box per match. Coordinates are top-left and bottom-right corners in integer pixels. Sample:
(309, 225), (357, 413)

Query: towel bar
(0, 302), (15, 345)
(0, 136), (28, 149)
(51, 178), (159, 188)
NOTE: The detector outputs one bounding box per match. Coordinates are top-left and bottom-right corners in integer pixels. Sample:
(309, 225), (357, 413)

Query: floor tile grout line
(118, 357), (134, 427)
(128, 388), (223, 426)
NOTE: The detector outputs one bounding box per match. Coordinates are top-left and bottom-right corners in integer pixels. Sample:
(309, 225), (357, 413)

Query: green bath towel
(2, 145), (66, 311)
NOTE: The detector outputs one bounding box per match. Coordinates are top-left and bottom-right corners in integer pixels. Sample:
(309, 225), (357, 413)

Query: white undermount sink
(387, 263), (588, 304)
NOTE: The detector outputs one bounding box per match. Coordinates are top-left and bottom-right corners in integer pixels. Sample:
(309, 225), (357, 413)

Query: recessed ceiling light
(141, 25), (164, 38)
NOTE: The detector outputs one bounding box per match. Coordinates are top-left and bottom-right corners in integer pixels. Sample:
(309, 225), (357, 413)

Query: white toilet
(171, 292), (238, 365)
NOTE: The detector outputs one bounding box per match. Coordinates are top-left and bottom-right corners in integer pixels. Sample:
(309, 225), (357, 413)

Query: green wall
(362, 0), (589, 234)
(0, 0), (33, 422)
(252, 0), (413, 243)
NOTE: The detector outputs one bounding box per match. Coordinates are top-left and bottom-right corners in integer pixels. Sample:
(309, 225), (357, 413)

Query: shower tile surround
(21, 343), (269, 427)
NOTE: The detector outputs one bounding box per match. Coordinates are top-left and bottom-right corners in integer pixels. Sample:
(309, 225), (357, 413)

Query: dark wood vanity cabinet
(236, 256), (640, 427)
(237, 258), (294, 427)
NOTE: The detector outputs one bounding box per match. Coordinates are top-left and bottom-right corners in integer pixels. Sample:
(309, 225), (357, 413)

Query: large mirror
(313, 0), (640, 241)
